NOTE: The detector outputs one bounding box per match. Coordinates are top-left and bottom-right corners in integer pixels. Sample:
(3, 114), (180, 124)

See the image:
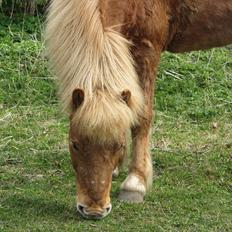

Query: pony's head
(69, 88), (139, 219)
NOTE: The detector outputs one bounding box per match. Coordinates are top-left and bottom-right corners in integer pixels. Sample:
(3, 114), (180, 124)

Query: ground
(0, 14), (232, 232)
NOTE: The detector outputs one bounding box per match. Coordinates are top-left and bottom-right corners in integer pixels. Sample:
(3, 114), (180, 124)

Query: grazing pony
(46, 0), (232, 219)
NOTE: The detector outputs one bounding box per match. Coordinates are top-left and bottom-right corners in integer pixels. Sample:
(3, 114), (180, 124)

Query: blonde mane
(45, 0), (144, 143)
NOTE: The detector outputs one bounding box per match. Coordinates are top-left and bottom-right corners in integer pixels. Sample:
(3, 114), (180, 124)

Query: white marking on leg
(121, 174), (146, 194)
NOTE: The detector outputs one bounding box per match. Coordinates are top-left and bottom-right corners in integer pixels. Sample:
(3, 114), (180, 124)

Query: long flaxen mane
(45, 0), (144, 143)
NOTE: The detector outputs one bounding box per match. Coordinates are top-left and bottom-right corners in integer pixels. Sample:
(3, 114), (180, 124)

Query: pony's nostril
(106, 206), (111, 213)
(78, 205), (85, 213)
(77, 203), (112, 219)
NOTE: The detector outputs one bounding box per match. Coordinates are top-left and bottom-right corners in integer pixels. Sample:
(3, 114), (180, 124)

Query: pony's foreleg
(119, 43), (160, 203)
(119, 122), (153, 203)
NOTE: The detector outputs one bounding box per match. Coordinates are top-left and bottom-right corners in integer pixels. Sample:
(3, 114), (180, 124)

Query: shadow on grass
(3, 195), (84, 222)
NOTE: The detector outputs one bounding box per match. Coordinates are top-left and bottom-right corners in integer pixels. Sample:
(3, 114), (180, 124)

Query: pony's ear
(121, 90), (131, 106)
(72, 89), (85, 110)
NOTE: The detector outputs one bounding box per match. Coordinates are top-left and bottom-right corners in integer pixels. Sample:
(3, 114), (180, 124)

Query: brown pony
(46, 0), (232, 219)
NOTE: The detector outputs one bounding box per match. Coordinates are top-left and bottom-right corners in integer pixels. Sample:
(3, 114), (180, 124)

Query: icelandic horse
(46, 0), (232, 219)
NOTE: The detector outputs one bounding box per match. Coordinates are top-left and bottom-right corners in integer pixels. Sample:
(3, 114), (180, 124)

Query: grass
(0, 13), (232, 232)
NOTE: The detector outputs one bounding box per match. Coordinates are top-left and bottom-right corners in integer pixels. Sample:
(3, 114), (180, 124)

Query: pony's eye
(72, 142), (79, 151)
(113, 144), (124, 152)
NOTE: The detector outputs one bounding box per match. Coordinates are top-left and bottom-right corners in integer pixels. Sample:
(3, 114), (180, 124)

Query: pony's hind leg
(119, 41), (161, 203)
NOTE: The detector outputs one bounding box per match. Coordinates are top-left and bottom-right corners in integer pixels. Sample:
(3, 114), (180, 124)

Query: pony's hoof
(118, 190), (144, 203)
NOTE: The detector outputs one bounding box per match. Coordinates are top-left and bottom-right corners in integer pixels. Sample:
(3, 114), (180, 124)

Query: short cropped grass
(0, 14), (232, 232)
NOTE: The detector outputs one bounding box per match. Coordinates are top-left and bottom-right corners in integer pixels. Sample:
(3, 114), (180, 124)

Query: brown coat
(101, 0), (232, 52)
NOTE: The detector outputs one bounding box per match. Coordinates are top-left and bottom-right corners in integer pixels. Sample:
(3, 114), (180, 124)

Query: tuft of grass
(0, 13), (232, 231)
(157, 50), (232, 121)
(0, 14), (56, 107)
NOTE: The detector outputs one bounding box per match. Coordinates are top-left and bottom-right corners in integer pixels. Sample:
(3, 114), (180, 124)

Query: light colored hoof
(118, 190), (144, 203)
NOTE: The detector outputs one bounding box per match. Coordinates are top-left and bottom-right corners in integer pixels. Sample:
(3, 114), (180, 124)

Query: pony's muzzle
(77, 203), (112, 220)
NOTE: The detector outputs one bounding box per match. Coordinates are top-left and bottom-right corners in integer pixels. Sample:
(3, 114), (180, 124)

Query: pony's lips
(77, 203), (112, 220)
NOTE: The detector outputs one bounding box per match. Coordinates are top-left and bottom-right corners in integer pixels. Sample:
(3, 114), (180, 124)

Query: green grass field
(0, 14), (232, 231)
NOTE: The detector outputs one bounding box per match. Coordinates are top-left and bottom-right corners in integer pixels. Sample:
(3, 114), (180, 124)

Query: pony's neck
(167, 0), (232, 52)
